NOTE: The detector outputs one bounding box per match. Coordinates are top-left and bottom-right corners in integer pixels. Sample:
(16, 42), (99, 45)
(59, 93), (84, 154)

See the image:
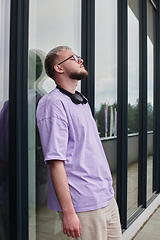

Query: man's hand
(63, 212), (82, 238)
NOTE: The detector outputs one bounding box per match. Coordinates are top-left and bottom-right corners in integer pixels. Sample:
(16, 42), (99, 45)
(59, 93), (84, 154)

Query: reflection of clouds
(95, 76), (117, 109)
(147, 37), (154, 105)
(128, 6), (139, 105)
(0, 0), (10, 104)
(29, 0), (81, 55)
(95, 3), (154, 109)
(29, 0), (81, 93)
(95, 0), (117, 109)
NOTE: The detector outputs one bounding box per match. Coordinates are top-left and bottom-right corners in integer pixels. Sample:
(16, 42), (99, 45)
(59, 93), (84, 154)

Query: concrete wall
(101, 132), (153, 172)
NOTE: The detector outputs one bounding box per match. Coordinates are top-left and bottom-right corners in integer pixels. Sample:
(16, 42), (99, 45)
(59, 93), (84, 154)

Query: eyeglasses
(53, 55), (81, 71)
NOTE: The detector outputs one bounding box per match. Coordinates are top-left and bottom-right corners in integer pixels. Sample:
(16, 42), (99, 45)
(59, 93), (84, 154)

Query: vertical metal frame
(9, 0), (29, 239)
(117, 0), (128, 229)
(138, 0), (147, 208)
(153, 0), (160, 193)
(81, 0), (95, 115)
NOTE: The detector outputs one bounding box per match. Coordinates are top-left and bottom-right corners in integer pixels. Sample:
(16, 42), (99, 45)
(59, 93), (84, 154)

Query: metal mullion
(81, 0), (95, 116)
(149, 0), (157, 9)
(117, 0), (128, 230)
(9, 0), (29, 239)
(153, 1), (160, 193)
(138, 0), (147, 208)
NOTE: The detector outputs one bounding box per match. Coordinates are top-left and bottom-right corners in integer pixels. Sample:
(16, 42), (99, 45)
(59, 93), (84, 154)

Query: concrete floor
(132, 205), (160, 240)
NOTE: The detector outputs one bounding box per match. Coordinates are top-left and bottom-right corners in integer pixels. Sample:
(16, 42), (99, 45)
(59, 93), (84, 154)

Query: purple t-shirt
(36, 88), (114, 212)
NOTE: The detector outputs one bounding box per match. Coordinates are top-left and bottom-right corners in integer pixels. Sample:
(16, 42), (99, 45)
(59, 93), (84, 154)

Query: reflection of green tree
(128, 99), (139, 134)
(95, 102), (117, 137)
(95, 104), (105, 137)
(147, 102), (153, 131)
(36, 54), (43, 79)
(128, 99), (153, 133)
(95, 99), (153, 137)
(29, 50), (47, 184)
(28, 51), (43, 88)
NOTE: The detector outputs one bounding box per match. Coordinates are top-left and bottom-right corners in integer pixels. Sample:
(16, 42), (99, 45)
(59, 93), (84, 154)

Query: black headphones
(56, 85), (88, 104)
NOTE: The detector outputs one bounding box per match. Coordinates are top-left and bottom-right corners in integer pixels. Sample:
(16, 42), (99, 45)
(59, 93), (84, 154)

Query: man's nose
(78, 57), (83, 64)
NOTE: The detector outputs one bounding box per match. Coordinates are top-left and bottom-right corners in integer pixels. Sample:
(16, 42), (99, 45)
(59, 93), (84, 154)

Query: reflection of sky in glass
(147, 36), (154, 106)
(95, 2), (154, 109)
(29, 0), (81, 93)
(128, 6), (139, 105)
(0, 0), (10, 108)
(95, 0), (117, 110)
(147, 0), (154, 107)
(147, 0), (154, 106)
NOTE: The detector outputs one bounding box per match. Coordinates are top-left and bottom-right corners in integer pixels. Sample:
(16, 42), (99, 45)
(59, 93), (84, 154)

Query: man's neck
(57, 81), (78, 94)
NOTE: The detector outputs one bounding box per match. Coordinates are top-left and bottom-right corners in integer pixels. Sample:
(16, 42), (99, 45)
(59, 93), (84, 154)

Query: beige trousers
(59, 198), (123, 240)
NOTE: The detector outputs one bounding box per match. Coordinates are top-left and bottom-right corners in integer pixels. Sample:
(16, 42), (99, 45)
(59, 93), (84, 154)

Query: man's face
(57, 49), (88, 80)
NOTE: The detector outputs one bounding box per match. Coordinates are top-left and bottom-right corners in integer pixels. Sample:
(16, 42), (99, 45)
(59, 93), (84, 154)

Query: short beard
(69, 70), (88, 80)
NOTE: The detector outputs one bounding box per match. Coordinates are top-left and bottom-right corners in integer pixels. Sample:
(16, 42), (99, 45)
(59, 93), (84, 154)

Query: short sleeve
(37, 116), (68, 162)
(36, 97), (69, 163)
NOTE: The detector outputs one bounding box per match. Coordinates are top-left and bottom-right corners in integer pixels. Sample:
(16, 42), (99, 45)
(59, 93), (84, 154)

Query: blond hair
(45, 46), (72, 78)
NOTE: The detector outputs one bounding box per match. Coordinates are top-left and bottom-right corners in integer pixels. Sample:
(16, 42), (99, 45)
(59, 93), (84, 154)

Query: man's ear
(54, 64), (64, 73)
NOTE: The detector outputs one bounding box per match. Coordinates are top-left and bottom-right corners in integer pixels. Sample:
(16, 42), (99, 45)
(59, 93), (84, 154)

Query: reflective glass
(147, 0), (154, 201)
(127, 0), (139, 218)
(0, 0), (10, 239)
(28, 0), (81, 239)
(95, 0), (117, 196)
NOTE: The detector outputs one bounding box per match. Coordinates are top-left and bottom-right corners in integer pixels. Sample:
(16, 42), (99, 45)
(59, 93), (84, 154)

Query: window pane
(95, 0), (117, 196)
(28, 1), (81, 239)
(147, 0), (154, 201)
(127, 0), (139, 218)
(0, 0), (10, 239)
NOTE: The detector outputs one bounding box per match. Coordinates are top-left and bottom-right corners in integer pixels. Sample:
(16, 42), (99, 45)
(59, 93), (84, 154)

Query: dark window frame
(81, 0), (95, 116)
(138, 0), (148, 209)
(153, 0), (160, 193)
(7, 0), (160, 238)
(9, 0), (29, 239)
(117, 0), (128, 230)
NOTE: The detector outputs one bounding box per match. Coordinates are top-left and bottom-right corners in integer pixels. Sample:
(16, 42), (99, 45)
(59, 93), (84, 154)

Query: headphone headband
(56, 85), (88, 104)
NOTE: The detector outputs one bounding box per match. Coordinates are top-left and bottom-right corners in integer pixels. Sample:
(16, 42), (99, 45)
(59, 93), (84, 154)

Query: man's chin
(79, 71), (88, 80)
(70, 70), (88, 80)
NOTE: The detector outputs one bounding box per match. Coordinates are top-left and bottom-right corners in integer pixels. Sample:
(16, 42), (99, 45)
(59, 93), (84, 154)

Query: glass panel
(95, 0), (117, 195)
(127, 0), (139, 218)
(147, 0), (154, 201)
(0, 0), (10, 239)
(28, 0), (81, 239)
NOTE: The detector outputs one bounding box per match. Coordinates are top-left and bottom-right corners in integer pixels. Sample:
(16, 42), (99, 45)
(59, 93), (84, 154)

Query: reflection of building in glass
(0, 101), (9, 240)
(28, 49), (48, 205)
(1, 0), (160, 239)
(29, 49), (48, 94)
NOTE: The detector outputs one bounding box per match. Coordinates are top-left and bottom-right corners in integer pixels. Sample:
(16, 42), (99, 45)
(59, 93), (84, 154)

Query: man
(36, 46), (122, 239)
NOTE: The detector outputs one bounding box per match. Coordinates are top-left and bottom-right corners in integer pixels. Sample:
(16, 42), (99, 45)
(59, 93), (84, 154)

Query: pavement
(132, 204), (160, 240)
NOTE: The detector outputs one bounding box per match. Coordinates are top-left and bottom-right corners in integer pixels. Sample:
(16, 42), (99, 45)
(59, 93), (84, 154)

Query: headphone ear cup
(81, 94), (88, 104)
(72, 93), (84, 104)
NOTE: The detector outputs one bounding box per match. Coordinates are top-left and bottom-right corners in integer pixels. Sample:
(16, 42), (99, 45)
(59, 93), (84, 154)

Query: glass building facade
(0, 0), (160, 239)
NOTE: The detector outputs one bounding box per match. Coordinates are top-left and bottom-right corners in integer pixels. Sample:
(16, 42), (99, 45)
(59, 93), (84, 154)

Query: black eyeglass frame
(53, 54), (81, 71)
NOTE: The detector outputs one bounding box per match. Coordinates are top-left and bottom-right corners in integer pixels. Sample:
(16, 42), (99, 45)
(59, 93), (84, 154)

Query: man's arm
(49, 160), (82, 238)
